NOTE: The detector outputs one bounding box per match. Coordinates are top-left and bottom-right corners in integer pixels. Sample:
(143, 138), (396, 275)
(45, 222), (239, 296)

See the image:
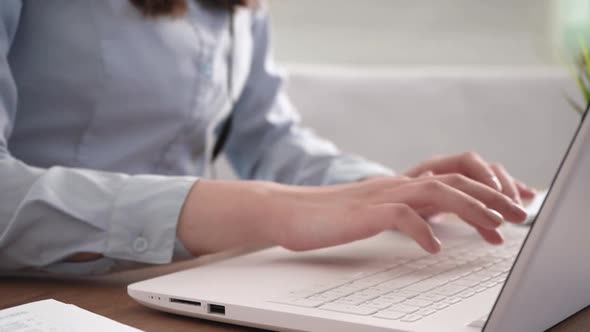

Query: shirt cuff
(40, 258), (117, 276)
(322, 155), (394, 185)
(105, 175), (197, 264)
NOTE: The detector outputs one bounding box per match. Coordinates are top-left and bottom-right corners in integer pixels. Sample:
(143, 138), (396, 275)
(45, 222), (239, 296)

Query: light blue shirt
(0, 0), (392, 275)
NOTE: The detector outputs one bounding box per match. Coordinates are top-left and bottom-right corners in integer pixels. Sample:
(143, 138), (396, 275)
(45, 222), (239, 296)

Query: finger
(474, 226), (504, 245)
(404, 188), (504, 244)
(491, 163), (521, 204)
(373, 204), (442, 254)
(405, 153), (502, 191)
(515, 180), (536, 200)
(389, 180), (505, 230)
(409, 174), (528, 223)
(457, 152), (502, 192)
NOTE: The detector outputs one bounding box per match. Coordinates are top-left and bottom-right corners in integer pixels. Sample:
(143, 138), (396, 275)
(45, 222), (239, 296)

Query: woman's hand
(177, 173), (528, 257)
(404, 152), (536, 204)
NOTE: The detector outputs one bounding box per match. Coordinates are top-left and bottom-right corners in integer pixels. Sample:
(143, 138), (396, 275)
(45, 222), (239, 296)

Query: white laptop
(128, 112), (590, 332)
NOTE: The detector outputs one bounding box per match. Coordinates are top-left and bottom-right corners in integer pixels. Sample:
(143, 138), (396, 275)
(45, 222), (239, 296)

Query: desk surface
(1, 249), (589, 332)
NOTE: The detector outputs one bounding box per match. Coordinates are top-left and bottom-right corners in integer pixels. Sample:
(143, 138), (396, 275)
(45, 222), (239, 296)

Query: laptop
(128, 112), (590, 332)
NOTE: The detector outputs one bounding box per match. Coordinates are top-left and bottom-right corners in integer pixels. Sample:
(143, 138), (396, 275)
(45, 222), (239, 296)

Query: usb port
(170, 298), (201, 306)
(208, 304), (226, 315)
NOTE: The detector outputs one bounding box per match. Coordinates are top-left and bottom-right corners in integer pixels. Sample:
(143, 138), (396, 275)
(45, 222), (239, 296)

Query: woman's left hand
(404, 152), (536, 206)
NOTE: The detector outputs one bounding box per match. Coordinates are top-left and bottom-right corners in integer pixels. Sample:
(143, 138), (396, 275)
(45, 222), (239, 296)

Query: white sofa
(220, 66), (582, 188)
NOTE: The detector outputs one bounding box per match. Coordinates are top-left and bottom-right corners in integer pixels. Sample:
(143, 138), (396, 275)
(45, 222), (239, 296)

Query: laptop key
(379, 273), (427, 290)
(482, 281), (497, 288)
(372, 310), (406, 320)
(307, 293), (341, 302)
(474, 286), (488, 293)
(431, 302), (449, 310)
(441, 297), (462, 304)
(354, 288), (388, 299)
(386, 304), (419, 314)
(359, 300), (392, 310)
(402, 299), (433, 308)
(319, 303), (378, 316)
(401, 314), (423, 322)
(404, 279), (445, 292)
(329, 284), (366, 295)
(458, 290), (476, 299)
(322, 288), (354, 298)
(451, 279), (480, 288)
(389, 289), (421, 299)
(334, 296), (369, 306)
(416, 308), (437, 316)
(432, 285), (466, 296)
(377, 294), (406, 303)
(415, 293), (446, 302)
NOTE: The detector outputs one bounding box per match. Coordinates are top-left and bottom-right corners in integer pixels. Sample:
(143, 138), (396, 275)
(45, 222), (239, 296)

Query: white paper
(0, 299), (142, 332)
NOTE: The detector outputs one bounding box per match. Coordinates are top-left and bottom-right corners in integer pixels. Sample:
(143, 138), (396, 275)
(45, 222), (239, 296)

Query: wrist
(177, 179), (282, 256)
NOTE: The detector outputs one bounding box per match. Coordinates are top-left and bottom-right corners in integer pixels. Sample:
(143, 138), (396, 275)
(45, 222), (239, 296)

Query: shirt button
(133, 237), (149, 253)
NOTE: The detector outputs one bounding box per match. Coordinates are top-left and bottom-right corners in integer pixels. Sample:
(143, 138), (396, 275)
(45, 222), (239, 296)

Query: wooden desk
(1, 249), (589, 332)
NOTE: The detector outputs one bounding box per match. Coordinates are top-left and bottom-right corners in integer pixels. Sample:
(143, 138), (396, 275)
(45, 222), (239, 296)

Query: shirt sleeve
(225, 9), (394, 186)
(0, 2), (196, 276)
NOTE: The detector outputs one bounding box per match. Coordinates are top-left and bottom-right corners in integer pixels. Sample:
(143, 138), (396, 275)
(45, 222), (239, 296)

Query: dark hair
(129, 0), (255, 17)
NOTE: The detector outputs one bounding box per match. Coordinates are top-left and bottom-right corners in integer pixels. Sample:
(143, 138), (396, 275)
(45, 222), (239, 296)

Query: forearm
(68, 179), (278, 262)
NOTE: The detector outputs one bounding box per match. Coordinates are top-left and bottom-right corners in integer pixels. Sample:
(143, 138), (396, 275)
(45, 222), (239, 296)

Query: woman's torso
(7, 0), (253, 176)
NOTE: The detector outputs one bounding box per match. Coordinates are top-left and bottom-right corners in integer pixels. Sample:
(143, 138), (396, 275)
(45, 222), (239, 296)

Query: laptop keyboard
(271, 230), (524, 323)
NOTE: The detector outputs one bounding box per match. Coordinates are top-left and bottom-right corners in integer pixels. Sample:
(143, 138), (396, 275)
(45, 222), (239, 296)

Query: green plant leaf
(563, 37), (590, 117)
(579, 37), (590, 79)
(575, 74), (590, 104)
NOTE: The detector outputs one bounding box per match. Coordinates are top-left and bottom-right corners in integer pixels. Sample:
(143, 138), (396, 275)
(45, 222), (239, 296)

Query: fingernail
(490, 176), (502, 191)
(430, 237), (442, 253)
(485, 208), (504, 227)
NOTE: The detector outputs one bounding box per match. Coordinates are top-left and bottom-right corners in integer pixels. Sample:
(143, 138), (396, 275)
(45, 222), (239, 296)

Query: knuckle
(462, 151), (481, 161)
(396, 175), (411, 182)
(491, 162), (505, 171)
(432, 154), (444, 160)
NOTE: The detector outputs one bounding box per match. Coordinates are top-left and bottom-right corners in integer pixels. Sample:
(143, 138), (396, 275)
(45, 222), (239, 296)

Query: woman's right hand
(177, 175), (528, 257)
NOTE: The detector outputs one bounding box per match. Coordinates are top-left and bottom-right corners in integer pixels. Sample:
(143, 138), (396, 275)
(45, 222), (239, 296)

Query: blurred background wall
(267, 0), (553, 66)
(218, 1), (585, 187)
